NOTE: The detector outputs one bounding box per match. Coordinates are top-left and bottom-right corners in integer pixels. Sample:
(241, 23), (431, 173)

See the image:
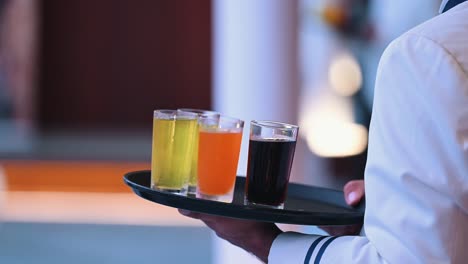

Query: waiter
(180, 0), (468, 263)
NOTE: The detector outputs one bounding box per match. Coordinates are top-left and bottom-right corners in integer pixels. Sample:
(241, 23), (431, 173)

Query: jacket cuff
(269, 232), (326, 264)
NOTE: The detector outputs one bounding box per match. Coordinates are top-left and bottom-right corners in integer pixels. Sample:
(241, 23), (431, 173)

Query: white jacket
(269, 1), (468, 263)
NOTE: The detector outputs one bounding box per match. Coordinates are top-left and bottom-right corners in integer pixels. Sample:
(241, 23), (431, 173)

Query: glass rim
(199, 115), (244, 129)
(177, 108), (220, 117)
(220, 115), (245, 127)
(154, 109), (198, 119)
(251, 120), (298, 130)
(154, 109), (174, 114)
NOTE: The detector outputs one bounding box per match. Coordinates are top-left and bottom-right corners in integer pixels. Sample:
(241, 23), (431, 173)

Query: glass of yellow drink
(177, 109), (220, 196)
(151, 110), (198, 195)
(197, 115), (244, 203)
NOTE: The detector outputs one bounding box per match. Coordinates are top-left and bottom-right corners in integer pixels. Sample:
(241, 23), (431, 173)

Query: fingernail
(347, 192), (357, 204)
(179, 209), (191, 216)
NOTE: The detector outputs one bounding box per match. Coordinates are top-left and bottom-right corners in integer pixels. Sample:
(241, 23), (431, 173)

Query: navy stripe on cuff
(304, 236), (327, 264)
(314, 236), (340, 264)
(442, 0), (467, 13)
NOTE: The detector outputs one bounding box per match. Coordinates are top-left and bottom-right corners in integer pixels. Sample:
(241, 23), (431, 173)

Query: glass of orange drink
(197, 115), (244, 202)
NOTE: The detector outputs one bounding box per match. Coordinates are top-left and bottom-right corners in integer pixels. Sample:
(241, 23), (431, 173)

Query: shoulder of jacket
(405, 4), (468, 44)
(380, 6), (468, 77)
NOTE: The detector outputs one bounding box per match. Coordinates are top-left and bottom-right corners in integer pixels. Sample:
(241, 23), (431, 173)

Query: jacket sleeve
(269, 32), (468, 264)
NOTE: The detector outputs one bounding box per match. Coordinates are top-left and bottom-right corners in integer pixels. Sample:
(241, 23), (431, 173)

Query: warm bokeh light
(0, 166), (5, 223)
(305, 121), (368, 157)
(328, 54), (363, 96)
(299, 91), (368, 157)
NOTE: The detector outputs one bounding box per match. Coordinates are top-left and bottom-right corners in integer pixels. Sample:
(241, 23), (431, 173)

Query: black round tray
(124, 170), (364, 225)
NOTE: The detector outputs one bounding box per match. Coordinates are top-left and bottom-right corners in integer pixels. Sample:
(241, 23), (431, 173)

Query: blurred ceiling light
(328, 54), (363, 96)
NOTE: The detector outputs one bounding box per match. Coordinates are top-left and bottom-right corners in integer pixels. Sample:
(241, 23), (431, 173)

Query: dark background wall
(39, 0), (212, 130)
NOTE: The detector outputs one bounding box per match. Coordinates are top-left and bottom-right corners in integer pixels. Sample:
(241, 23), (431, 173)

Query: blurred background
(0, 0), (440, 263)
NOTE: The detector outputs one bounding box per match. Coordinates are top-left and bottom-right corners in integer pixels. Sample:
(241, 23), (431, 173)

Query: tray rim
(124, 170), (364, 226)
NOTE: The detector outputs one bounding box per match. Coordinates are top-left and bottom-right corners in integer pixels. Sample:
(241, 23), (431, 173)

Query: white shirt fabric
(269, 2), (468, 263)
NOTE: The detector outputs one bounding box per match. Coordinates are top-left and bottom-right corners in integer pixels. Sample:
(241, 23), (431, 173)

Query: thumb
(343, 180), (364, 206)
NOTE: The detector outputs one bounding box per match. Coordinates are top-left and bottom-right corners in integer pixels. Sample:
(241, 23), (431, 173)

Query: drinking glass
(177, 109), (220, 195)
(245, 121), (298, 209)
(197, 115), (244, 203)
(151, 109), (198, 195)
